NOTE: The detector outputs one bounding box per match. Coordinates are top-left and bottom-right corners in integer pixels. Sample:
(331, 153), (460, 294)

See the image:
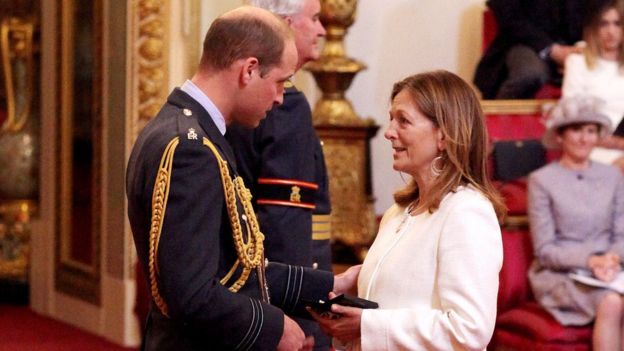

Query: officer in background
(227, 0), (332, 349)
(126, 7), (352, 350)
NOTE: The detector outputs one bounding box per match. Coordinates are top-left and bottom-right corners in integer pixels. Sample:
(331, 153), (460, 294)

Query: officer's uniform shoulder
(173, 106), (208, 146)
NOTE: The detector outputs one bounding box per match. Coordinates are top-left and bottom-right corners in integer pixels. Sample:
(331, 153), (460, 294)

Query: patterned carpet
(0, 305), (138, 351)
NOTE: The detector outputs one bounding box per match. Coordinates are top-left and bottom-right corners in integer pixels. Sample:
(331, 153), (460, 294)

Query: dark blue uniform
(227, 84), (332, 349)
(126, 88), (333, 351)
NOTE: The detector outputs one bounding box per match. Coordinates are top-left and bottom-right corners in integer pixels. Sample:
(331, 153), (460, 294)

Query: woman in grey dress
(528, 95), (624, 350)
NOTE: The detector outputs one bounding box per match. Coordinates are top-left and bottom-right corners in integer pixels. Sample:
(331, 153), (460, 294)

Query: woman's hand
(333, 264), (362, 295)
(588, 252), (621, 282)
(307, 292), (363, 342)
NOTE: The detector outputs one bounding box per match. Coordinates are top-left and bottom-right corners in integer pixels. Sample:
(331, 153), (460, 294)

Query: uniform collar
(167, 88), (237, 168)
(180, 80), (226, 135)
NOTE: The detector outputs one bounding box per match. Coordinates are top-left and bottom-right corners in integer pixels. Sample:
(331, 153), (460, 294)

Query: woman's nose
(384, 125), (395, 140)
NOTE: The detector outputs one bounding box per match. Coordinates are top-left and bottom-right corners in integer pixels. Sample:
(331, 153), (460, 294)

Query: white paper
(569, 270), (624, 294)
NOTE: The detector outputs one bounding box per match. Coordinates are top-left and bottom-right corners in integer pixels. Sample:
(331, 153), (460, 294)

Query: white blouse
(340, 187), (502, 351)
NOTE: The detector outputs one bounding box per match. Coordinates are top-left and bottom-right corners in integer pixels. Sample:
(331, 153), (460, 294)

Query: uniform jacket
(126, 88), (333, 350)
(227, 85), (332, 348)
(474, 0), (586, 98)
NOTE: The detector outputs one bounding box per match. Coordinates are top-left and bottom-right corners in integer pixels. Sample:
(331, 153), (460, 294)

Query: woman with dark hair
(310, 70), (506, 350)
(529, 95), (624, 350)
(562, 0), (624, 171)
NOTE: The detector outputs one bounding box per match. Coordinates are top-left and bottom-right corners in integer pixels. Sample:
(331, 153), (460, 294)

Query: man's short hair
(245, 0), (304, 17)
(200, 9), (293, 76)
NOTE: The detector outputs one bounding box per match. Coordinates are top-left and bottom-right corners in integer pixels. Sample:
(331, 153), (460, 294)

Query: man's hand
(550, 43), (583, 66)
(277, 315), (306, 351)
(333, 264), (362, 295)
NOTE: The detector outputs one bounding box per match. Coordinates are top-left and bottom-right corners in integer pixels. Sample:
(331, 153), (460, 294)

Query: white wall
(195, 0), (487, 214)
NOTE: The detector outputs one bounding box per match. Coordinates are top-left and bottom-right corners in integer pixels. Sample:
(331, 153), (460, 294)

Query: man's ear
(239, 57), (260, 86)
(282, 15), (294, 26)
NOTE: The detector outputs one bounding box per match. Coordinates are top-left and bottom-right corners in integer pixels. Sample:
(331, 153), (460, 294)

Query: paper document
(569, 270), (624, 294)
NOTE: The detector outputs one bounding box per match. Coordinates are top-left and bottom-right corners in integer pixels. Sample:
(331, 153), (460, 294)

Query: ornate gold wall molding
(127, 0), (170, 282)
(129, 0), (170, 144)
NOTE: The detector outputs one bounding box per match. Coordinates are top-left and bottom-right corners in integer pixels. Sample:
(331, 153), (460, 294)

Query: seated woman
(528, 95), (624, 350)
(562, 0), (624, 171)
(310, 70), (506, 350)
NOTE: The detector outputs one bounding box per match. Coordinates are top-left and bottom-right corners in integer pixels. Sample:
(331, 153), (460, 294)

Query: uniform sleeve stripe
(257, 177), (319, 189)
(284, 266), (304, 312)
(284, 265), (292, 308)
(246, 300), (264, 349)
(292, 266), (304, 313)
(236, 298), (263, 351)
(285, 266), (296, 311)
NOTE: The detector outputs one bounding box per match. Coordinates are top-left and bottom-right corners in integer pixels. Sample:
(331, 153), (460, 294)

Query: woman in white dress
(311, 70), (506, 350)
(562, 0), (624, 170)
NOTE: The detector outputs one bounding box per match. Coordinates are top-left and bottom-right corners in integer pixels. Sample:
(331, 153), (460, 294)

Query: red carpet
(0, 305), (138, 351)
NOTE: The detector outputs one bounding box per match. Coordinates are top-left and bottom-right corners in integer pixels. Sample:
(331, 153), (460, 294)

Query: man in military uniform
(126, 7), (348, 350)
(226, 0), (332, 349)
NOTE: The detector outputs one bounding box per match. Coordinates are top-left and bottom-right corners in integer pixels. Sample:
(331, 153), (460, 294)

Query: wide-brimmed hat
(542, 95), (612, 149)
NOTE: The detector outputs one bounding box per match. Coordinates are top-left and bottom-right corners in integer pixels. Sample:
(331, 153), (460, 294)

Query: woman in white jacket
(311, 70), (506, 350)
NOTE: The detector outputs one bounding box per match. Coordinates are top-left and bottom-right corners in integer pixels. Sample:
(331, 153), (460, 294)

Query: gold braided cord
(147, 135), (267, 319)
(235, 176), (264, 254)
(149, 137), (179, 317)
(202, 138), (265, 293)
(221, 258), (240, 284)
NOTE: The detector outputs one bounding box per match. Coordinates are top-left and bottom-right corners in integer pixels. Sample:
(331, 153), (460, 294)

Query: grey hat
(542, 95), (612, 149)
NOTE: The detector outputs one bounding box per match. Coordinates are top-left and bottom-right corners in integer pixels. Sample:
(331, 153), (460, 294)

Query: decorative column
(305, 0), (378, 261)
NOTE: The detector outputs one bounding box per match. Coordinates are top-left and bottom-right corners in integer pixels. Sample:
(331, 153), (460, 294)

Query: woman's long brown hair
(391, 70), (507, 221)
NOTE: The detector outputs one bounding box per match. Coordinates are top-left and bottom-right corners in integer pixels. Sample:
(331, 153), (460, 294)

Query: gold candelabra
(305, 0), (378, 260)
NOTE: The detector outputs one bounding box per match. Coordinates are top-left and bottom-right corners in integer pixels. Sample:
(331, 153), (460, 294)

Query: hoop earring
(430, 155), (444, 177)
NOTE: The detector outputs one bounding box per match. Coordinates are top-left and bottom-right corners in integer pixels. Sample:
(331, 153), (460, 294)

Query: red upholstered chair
(490, 230), (592, 350)
(485, 102), (555, 218)
(482, 7), (498, 52)
(483, 101), (592, 350)
(482, 9), (562, 100)
(534, 84), (562, 100)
